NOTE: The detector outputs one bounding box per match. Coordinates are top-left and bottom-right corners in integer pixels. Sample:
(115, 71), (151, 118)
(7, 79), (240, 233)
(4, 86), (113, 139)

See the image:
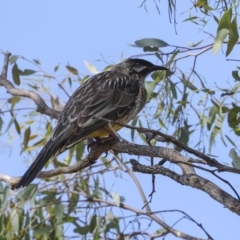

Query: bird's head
(112, 58), (168, 78)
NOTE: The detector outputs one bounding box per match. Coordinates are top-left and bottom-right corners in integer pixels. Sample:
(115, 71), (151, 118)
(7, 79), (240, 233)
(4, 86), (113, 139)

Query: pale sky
(0, 1), (239, 239)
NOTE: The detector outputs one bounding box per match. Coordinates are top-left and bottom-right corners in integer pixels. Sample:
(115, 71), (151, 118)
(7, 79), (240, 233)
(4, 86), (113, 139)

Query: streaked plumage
(14, 58), (167, 189)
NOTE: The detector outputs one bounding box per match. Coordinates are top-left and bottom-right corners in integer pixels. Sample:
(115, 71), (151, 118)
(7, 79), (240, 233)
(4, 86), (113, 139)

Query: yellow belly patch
(88, 124), (123, 138)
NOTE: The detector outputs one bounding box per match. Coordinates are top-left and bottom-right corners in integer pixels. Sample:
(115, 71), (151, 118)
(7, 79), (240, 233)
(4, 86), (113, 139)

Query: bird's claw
(86, 138), (98, 152)
(103, 151), (108, 158)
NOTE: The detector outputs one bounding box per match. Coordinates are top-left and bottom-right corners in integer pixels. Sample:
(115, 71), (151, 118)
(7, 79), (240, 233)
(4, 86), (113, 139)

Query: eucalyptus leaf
(135, 38), (169, 48)
(213, 8), (232, 55)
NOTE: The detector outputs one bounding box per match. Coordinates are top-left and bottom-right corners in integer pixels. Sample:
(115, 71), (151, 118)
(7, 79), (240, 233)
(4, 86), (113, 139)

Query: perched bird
(14, 58), (167, 189)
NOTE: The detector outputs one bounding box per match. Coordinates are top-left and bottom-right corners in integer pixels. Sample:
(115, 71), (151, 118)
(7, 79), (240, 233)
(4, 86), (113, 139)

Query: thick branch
(92, 116), (240, 174)
(0, 51), (60, 119)
(1, 140), (239, 216)
(3, 141), (181, 186)
(0, 76), (60, 119)
(130, 159), (240, 216)
(109, 140), (195, 175)
(4, 143), (109, 189)
(115, 121), (240, 175)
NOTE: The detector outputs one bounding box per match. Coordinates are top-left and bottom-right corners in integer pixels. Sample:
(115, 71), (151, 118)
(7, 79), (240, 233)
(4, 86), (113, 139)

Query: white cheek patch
(134, 66), (146, 72)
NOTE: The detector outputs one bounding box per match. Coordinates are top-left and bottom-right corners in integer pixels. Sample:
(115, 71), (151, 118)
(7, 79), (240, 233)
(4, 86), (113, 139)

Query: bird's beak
(152, 65), (168, 71)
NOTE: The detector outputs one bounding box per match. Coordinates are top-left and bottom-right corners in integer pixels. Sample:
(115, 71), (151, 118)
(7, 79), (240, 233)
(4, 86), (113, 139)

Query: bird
(14, 58), (168, 189)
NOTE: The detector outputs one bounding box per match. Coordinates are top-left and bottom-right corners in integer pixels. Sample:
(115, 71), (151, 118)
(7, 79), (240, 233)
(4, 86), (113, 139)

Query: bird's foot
(86, 135), (119, 156)
(86, 137), (110, 157)
(86, 138), (99, 152)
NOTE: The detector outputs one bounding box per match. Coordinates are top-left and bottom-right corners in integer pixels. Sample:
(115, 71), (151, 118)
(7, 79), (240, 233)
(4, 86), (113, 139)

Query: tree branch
(130, 159), (240, 216)
(1, 139), (239, 216)
(4, 143), (109, 189)
(103, 119), (240, 175)
(83, 195), (203, 240)
(0, 51), (60, 119)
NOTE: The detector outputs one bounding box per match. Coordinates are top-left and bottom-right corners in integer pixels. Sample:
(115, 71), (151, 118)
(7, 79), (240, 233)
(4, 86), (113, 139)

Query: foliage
(0, 0), (240, 239)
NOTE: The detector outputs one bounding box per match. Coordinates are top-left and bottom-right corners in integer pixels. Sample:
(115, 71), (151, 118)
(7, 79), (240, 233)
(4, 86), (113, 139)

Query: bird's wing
(53, 71), (139, 149)
(15, 72), (139, 189)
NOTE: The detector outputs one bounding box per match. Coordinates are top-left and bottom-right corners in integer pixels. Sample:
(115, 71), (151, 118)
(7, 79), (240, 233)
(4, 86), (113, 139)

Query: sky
(0, 1), (240, 239)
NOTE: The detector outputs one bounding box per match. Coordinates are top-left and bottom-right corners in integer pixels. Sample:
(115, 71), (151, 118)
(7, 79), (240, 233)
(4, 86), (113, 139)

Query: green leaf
(169, 80), (177, 99)
(55, 203), (64, 224)
(5, 114), (17, 133)
(68, 77), (72, 87)
(108, 219), (120, 234)
(135, 38), (169, 48)
(0, 183), (3, 206)
(213, 15), (219, 24)
(145, 81), (156, 101)
(188, 40), (203, 47)
(62, 216), (78, 224)
(225, 134), (236, 147)
(16, 184), (38, 203)
(172, 105), (182, 125)
(14, 118), (21, 135)
(229, 148), (240, 169)
(155, 228), (167, 235)
(89, 215), (97, 233)
(10, 208), (19, 232)
(93, 229), (100, 240)
(232, 71), (240, 81)
(33, 59), (41, 65)
(35, 226), (53, 235)
(68, 194), (79, 214)
(9, 55), (19, 64)
(76, 141), (85, 160)
(167, 50), (180, 65)
(19, 69), (36, 76)
(183, 16), (198, 22)
(226, 16), (239, 56)
(68, 180), (80, 214)
(106, 211), (115, 221)
(228, 105), (240, 129)
(43, 74), (53, 78)
(0, 186), (10, 215)
(8, 96), (21, 105)
(24, 212), (30, 239)
(105, 221), (116, 232)
(112, 192), (120, 207)
(66, 65), (78, 75)
(74, 226), (89, 235)
(181, 77), (199, 92)
(194, 0), (213, 11)
(179, 126), (189, 145)
(54, 64), (59, 72)
(8, 96), (21, 110)
(84, 61), (99, 74)
(158, 118), (167, 129)
(213, 8), (232, 55)
(207, 105), (218, 131)
(209, 114), (223, 152)
(29, 110), (40, 117)
(195, 0), (208, 7)
(23, 127), (31, 149)
(0, 117), (3, 132)
(105, 221), (117, 232)
(12, 63), (20, 85)
(143, 46), (159, 52)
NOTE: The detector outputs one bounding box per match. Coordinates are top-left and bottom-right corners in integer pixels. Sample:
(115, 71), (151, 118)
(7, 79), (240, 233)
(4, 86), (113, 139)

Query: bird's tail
(14, 138), (62, 189)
